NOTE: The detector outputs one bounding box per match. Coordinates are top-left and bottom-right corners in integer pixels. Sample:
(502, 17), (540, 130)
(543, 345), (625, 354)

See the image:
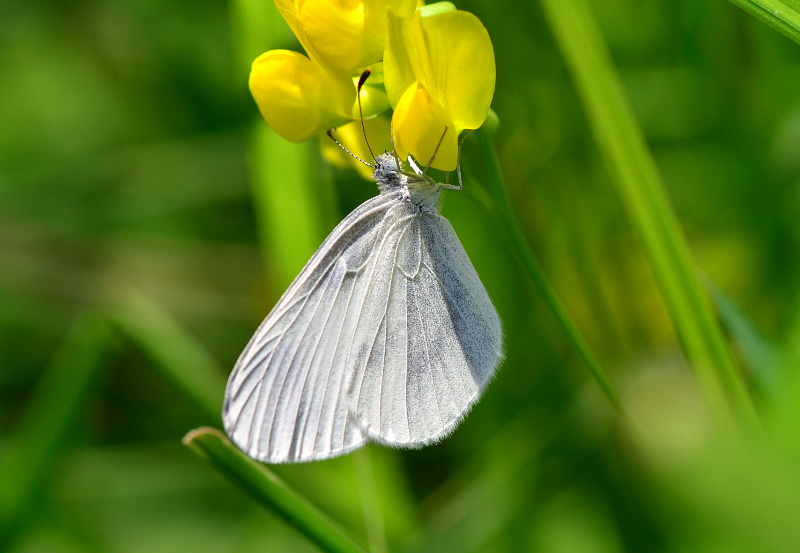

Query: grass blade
(727, 0), (800, 45)
(708, 281), (782, 398)
(538, 0), (759, 427)
(183, 427), (368, 553)
(475, 126), (621, 411)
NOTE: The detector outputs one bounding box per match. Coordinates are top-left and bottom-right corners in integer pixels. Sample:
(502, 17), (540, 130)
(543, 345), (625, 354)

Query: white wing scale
(224, 189), (503, 463)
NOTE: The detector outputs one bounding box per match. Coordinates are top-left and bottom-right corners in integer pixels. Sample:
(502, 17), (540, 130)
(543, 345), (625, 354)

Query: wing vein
(285, 263), (347, 458)
(347, 211), (416, 408)
(310, 273), (358, 455)
(377, 300), (389, 435)
(260, 263), (338, 451)
(421, 259), (485, 366)
(245, 283), (322, 451)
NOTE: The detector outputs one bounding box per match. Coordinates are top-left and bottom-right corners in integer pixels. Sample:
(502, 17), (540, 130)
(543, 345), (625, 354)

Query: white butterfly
(223, 144), (503, 463)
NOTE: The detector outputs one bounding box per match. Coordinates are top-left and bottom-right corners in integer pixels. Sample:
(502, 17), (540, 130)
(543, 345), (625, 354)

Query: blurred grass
(540, 0), (757, 428)
(3, 0), (800, 552)
(247, 126), (329, 289)
(107, 288), (227, 418)
(475, 124), (621, 410)
(0, 313), (111, 548)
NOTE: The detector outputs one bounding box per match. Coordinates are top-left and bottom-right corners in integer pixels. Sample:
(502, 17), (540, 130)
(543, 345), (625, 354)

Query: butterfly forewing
(223, 192), (413, 462)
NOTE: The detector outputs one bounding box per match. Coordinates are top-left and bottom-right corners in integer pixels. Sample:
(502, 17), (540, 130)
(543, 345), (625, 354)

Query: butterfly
(223, 135), (503, 463)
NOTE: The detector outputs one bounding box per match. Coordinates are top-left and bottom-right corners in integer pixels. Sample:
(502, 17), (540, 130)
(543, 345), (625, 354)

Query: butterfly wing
(223, 191), (415, 463)
(347, 212), (503, 446)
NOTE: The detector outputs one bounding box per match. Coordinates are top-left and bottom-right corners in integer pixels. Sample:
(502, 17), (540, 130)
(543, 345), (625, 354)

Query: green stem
(475, 127), (621, 411)
(184, 428), (368, 553)
(726, 0), (800, 45)
(539, 0), (759, 428)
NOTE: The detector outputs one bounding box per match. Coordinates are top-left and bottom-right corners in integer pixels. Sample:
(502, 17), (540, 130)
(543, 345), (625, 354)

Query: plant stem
(475, 127), (621, 411)
(184, 428), (368, 553)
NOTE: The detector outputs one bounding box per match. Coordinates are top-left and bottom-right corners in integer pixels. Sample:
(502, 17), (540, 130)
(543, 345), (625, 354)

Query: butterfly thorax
(373, 152), (441, 212)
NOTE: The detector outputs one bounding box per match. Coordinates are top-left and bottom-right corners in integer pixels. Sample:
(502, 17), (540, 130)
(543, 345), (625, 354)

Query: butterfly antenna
(454, 129), (474, 190)
(356, 70), (376, 162)
(327, 127), (374, 169)
(422, 126), (448, 175)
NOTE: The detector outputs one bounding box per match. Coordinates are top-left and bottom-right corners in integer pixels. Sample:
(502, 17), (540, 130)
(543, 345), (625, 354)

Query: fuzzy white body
(223, 153), (503, 463)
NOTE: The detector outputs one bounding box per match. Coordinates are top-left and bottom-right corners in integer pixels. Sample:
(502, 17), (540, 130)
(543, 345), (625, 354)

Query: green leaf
(708, 281), (782, 398)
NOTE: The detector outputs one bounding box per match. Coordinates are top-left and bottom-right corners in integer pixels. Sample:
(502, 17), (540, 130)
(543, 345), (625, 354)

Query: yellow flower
(296, 0), (417, 70)
(251, 0), (414, 142)
(384, 3), (496, 170)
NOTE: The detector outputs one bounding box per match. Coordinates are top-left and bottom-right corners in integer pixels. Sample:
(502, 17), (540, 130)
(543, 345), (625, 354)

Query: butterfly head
(373, 151), (442, 211)
(373, 152), (405, 192)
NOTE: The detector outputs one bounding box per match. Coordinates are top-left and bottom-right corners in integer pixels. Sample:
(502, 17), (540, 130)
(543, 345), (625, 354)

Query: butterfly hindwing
(347, 212), (503, 446)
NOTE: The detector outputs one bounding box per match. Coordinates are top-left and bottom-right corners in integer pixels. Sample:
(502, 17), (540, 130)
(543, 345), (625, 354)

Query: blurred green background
(3, 0), (800, 552)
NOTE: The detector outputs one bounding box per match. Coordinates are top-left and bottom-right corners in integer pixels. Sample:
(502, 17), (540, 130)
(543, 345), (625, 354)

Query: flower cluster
(250, 0), (495, 172)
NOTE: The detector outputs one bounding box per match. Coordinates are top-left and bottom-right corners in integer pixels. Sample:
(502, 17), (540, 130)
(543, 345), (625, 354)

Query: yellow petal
(298, 0), (368, 70)
(362, 0), (417, 65)
(385, 5), (495, 131)
(272, 0), (301, 39)
(427, 10), (495, 129)
(249, 50), (352, 141)
(298, 0), (417, 70)
(268, 0), (358, 118)
(384, 2), (456, 107)
(384, 7), (423, 108)
(392, 81), (457, 171)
